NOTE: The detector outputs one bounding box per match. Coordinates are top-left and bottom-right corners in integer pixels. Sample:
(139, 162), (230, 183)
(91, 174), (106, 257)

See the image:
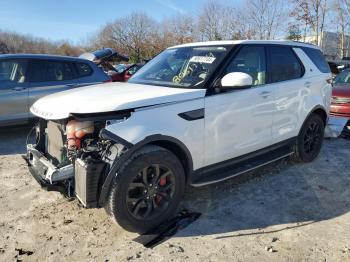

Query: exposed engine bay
(27, 113), (130, 208)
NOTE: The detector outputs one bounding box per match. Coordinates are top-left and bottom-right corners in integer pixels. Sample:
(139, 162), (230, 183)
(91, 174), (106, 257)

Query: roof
(0, 53), (89, 62)
(170, 40), (321, 49)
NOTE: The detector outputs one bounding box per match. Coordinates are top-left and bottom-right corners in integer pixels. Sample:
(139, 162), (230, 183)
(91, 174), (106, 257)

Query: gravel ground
(0, 125), (350, 262)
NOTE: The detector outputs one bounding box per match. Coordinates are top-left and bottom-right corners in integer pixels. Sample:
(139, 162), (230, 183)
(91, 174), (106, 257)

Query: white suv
(26, 40), (332, 233)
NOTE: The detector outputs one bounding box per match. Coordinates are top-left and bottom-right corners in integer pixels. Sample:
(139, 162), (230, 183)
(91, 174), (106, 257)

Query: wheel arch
(312, 107), (328, 127)
(298, 105), (328, 136)
(98, 133), (193, 206)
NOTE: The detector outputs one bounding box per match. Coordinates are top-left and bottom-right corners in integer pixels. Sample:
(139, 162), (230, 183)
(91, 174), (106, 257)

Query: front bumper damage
(24, 127), (135, 207)
(24, 144), (74, 195)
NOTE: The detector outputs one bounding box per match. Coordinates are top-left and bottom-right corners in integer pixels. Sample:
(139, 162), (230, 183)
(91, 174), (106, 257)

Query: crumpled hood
(30, 82), (206, 120)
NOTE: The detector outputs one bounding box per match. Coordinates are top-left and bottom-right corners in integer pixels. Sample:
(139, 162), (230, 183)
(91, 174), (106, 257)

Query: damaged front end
(25, 111), (132, 207)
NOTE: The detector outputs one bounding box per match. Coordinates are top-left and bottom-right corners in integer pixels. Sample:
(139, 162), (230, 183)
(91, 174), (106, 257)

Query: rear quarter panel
(294, 48), (331, 132)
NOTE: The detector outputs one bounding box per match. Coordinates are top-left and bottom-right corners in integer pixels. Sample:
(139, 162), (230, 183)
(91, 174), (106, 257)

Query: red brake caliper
(156, 177), (167, 204)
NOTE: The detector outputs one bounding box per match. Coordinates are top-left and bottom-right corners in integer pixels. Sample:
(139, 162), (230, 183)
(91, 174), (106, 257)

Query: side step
(191, 146), (294, 187)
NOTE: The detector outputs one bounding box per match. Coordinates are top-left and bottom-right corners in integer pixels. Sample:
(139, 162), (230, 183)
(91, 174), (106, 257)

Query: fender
(98, 131), (193, 206)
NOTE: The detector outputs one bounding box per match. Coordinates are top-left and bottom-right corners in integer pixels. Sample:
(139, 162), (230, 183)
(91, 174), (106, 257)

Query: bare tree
(244, 0), (286, 40)
(103, 12), (158, 62)
(198, 1), (236, 41)
(0, 42), (9, 54)
(156, 14), (197, 51)
(291, 0), (329, 45)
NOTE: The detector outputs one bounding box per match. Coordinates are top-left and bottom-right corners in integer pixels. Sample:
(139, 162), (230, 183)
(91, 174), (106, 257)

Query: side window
(28, 60), (47, 82)
(76, 62), (93, 77)
(269, 46), (303, 83)
(29, 60), (74, 82)
(46, 61), (74, 81)
(0, 59), (27, 83)
(225, 45), (266, 86)
(302, 47), (330, 73)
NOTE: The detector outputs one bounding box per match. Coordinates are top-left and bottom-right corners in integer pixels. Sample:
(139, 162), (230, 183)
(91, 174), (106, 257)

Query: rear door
(0, 59), (29, 125)
(28, 59), (78, 114)
(267, 45), (306, 143)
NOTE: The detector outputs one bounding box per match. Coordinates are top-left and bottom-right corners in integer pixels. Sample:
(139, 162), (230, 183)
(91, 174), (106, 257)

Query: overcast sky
(0, 0), (239, 43)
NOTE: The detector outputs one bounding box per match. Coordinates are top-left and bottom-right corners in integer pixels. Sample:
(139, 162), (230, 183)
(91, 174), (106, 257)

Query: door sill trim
(190, 152), (293, 187)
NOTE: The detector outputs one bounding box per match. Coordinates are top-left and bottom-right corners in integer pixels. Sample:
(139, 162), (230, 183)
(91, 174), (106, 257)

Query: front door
(0, 59), (29, 125)
(204, 45), (275, 166)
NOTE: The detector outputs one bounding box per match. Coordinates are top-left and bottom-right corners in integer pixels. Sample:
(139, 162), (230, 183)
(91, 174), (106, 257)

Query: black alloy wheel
(126, 164), (176, 220)
(293, 113), (325, 162)
(105, 145), (185, 233)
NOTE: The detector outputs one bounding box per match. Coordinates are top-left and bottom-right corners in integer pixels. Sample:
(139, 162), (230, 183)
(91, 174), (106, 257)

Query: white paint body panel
(105, 99), (206, 170)
(30, 82), (206, 120)
(204, 86), (274, 166)
(270, 48), (331, 143)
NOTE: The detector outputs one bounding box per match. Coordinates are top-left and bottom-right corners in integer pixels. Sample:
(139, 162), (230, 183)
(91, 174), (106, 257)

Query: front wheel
(293, 113), (325, 162)
(105, 145), (186, 233)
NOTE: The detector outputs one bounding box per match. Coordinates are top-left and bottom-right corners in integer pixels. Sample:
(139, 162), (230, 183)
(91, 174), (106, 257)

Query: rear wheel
(293, 114), (325, 162)
(105, 145), (185, 233)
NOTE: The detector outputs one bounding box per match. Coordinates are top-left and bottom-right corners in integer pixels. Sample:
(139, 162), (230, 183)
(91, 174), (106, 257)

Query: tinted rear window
(302, 47), (330, 73)
(76, 62), (93, 77)
(29, 60), (75, 82)
(269, 46), (303, 83)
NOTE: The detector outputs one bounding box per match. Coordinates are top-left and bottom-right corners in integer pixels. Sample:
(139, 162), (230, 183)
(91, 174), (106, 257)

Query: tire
(104, 145), (186, 233)
(292, 113), (325, 162)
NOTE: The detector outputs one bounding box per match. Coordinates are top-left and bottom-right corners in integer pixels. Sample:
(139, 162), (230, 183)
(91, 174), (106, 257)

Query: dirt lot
(0, 126), (350, 262)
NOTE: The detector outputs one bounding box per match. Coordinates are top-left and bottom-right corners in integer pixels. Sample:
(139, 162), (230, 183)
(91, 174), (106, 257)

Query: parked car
(0, 54), (111, 126)
(330, 69), (350, 118)
(108, 63), (144, 82)
(80, 48), (129, 78)
(26, 40), (331, 233)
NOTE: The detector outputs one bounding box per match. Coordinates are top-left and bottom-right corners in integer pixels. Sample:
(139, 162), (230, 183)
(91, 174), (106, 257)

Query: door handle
(259, 91), (271, 98)
(12, 87), (26, 91)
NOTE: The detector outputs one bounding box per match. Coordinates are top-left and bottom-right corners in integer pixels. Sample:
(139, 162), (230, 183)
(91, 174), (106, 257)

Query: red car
(108, 63), (144, 82)
(330, 69), (350, 117)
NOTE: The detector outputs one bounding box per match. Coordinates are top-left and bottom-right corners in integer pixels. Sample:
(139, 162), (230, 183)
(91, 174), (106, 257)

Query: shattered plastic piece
(133, 210), (201, 248)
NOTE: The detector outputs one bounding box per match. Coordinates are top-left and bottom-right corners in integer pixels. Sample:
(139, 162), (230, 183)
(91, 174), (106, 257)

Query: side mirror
(221, 72), (253, 89)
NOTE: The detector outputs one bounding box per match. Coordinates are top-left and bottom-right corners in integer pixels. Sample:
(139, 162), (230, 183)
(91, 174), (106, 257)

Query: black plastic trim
(70, 110), (132, 122)
(98, 134), (193, 206)
(299, 105), (328, 133)
(191, 137), (296, 184)
(178, 108), (204, 121)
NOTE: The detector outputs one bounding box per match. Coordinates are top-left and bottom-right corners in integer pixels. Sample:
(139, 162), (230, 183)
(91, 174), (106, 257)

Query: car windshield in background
(114, 64), (127, 73)
(334, 70), (350, 85)
(128, 45), (233, 88)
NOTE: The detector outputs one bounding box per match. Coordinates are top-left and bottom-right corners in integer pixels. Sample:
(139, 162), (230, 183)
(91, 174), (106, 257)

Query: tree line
(1, 0), (350, 61)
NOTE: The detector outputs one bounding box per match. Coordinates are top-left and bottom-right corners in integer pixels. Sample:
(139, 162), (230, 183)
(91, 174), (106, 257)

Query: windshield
(114, 64), (127, 73)
(334, 70), (350, 85)
(128, 45), (233, 88)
